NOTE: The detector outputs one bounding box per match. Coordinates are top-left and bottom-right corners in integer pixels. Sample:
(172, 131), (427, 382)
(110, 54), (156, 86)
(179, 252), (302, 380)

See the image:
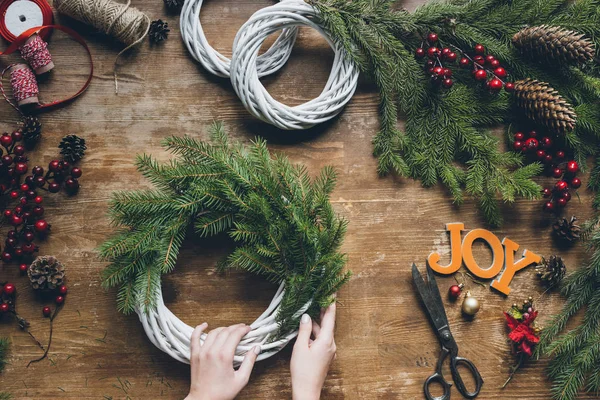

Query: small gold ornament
(461, 291), (481, 316)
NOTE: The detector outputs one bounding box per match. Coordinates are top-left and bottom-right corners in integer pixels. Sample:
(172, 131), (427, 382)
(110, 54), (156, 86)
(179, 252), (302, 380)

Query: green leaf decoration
(100, 122), (351, 337)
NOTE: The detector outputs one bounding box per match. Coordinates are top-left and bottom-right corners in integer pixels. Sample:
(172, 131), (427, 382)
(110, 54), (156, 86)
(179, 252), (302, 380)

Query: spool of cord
(19, 33), (53, 74)
(0, 0), (53, 42)
(9, 63), (38, 106)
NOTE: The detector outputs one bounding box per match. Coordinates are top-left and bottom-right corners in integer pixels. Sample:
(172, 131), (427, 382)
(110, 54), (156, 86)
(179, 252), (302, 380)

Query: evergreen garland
(99, 123), (350, 336)
(309, 0), (600, 225)
(535, 183), (600, 400)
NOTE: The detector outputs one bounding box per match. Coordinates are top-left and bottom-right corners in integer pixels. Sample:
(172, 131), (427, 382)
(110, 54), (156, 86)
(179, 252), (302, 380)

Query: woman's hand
(291, 302), (337, 400)
(185, 323), (260, 400)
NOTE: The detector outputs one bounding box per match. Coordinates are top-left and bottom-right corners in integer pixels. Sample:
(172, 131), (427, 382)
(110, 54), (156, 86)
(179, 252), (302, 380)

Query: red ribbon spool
(0, 0), (53, 43)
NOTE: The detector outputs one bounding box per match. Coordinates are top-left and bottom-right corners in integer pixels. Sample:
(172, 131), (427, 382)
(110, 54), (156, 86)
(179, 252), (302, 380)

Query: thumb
(237, 345), (260, 384)
(296, 314), (312, 347)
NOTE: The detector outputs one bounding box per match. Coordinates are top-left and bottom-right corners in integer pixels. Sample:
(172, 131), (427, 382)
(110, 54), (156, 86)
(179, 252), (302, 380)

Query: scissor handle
(424, 372), (452, 400)
(450, 356), (484, 399)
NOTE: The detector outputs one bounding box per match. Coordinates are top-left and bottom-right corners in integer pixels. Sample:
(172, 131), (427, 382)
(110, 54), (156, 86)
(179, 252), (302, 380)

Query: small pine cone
(536, 255), (566, 287)
(59, 134), (87, 163)
(552, 216), (581, 243)
(149, 19), (170, 43)
(164, 0), (184, 9)
(513, 79), (576, 134)
(21, 115), (42, 148)
(513, 25), (595, 65)
(27, 256), (66, 291)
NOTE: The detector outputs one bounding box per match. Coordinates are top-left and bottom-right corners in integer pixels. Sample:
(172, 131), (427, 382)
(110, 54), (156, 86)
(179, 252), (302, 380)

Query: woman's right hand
(290, 302), (337, 400)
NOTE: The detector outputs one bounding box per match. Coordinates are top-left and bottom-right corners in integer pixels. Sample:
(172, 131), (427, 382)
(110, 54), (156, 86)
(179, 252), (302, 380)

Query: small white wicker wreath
(229, 0), (359, 130)
(180, 0), (298, 78)
(136, 282), (311, 366)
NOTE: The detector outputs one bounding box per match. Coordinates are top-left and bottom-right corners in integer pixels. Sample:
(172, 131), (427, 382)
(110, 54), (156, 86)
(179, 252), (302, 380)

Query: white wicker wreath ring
(136, 281), (312, 366)
(180, 0), (298, 78)
(229, 0), (359, 130)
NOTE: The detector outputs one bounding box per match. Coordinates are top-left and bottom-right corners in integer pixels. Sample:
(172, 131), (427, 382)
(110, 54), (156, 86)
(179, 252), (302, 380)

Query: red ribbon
(0, 0), (54, 42)
(0, 25), (93, 113)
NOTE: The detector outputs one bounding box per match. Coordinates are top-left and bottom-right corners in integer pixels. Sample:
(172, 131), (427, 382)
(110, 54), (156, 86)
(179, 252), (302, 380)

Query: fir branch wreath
(99, 122), (350, 364)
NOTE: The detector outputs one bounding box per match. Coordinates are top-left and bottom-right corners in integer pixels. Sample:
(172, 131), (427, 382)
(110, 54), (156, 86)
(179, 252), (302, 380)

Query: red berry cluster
(0, 282), (16, 315)
(415, 34), (515, 93)
(0, 130), (83, 264)
(512, 130), (581, 212)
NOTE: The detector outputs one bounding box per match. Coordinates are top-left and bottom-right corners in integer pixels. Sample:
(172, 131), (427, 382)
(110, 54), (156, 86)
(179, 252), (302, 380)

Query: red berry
(446, 52), (457, 62)
(10, 215), (22, 226)
(415, 48), (425, 58)
(448, 284), (462, 299)
(542, 188), (552, 198)
(441, 47), (451, 56)
(474, 69), (487, 81)
(65, 178), (79, 192)
(571, 177), (582, 188)
(536, 149), (546, 160)
(2, 155), (12, 165)
(19, 197), (27, 206)
(49, 160), (61, 172)
(32, 166), (43, 176)
(557, 197), (568, 207)
(442, 78), (453, 88)
(34, 196), (43, 204)
(540, 137), (552, 148)
(12, 130), (22, 142)
(484, 54), (495, 64)
(14, 248), (23, 258)
(22, 243), (35, 254)
(493, 67), (507, 78)
(529, 130), (537, 137)
(473, 55), (485, 65)
(20, 184), (29, 192)
(427, 32), (438, 44)
(32, 206), (44, 217)
(15, 162), (28, 175)
(70, 167), (82, 179)
(513, 140), (523, 151)
(0, 134), (13, 147)
(59, 285), (68, 295)
(35, 176), (46, 187)
(459, 57), (470, 68)
(505, 82), (515, 92)
(566, 160), (579, 174)
(488, 78), (503, 91)
(19, 263), (28, 273)
(543, 201), (555, 212)
(13, 145), (25, 155)
(562, 191), (572, 202)
(441, 68), (452, 77)
(514, 132), (525, 141)
(3, 283), (15, 295)
(9, 190), (18, 199)
(552, 168), (563, 178)
(7, 230), (16, 239)
(48, 182), (60, 193)
(34, 219), (49, 233)
(42, 306), (51, 317)
(524, 138), (539, 151)
(55, 296), (65, 305)
(3, 210), (11, 219)
(490, 59), (500, 68)
(427, 47), (440, 58)
(0, 303), (8, 313)
(474, 44), (485, 54)
(433, 66), (444, 76)
(555, 180), (568, 192)
(24, 231), (34, 242)
(544, 154), (553, 164)
(556, 151), (565, 159)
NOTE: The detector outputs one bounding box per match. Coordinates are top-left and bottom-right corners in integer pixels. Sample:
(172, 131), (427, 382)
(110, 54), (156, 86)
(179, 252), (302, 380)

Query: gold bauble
(461, 291), (481, 316)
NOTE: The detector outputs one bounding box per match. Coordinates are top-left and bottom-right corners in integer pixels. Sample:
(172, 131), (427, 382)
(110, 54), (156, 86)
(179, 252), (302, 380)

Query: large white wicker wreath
(180, 0), (359, 130)
(136, 282), (312, 366)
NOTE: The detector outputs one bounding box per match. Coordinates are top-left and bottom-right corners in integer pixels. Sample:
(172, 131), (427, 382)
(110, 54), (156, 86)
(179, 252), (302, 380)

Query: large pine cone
(513, 25), (595, 65)
(535, 255), (566, 287)
(59, 135), (87, 163)
(513, 79), (576, 134)
(27, 256), (65, 291)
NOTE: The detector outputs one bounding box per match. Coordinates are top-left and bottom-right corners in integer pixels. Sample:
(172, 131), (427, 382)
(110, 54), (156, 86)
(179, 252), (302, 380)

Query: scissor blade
(412, 264), (448, 332)
(426, 265), (449, 327)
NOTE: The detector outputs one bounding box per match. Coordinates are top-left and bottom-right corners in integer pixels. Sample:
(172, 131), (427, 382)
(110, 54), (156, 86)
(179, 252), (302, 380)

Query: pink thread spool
(10, 63), (39, 107)
(19, 33), (54, 75)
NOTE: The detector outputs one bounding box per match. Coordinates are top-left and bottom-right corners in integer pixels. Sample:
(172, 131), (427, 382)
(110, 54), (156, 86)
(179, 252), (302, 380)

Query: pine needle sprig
(100, 123), (350, 337)
(0, 337), (9, 373)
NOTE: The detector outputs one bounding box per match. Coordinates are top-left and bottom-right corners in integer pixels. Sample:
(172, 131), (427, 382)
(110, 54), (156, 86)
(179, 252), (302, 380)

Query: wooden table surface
(0, 0), (596, 398)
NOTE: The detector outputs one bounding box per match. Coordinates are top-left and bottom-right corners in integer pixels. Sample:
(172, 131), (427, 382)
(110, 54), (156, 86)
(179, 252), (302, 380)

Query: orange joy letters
(427, 223), (542, 295)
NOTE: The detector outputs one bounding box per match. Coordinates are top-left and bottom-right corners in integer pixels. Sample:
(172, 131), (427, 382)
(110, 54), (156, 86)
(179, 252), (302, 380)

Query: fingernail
(253, 345), (261, 354)
(301, 314), (310, 324)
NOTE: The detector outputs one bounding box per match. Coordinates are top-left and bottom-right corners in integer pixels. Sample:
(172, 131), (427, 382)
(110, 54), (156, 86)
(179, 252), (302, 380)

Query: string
(8, 64), (38, 106)
(53, 0), (150, 92)
(19, 34), (53, 74)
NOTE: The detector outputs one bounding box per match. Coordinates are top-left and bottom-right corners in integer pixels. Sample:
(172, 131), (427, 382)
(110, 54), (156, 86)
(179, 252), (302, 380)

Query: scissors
(411, 263), (484, 400)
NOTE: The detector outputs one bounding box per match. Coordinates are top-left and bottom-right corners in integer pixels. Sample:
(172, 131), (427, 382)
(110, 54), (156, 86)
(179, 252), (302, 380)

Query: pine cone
(553, 216), (581, 243)
(21, 115), (42, 148)
(59, 134), (86, 163)
(513, 79), (576, 134)
(536, 255), (566, 287)
(164, 0), (184, 9)
(27, 256), (65, 291)
(149, 19), (169, 43)
(513, 25), (595, 65)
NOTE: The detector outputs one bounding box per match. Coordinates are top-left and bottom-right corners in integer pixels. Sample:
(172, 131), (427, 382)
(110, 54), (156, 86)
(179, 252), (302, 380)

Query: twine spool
(9, 63), (38, 106)
(53, 0), (151, 92)
(19, 33), (54, 74)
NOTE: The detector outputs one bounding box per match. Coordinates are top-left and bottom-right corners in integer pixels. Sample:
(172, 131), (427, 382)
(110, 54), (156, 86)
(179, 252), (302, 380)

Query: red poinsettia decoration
(504, 310), (540, 356)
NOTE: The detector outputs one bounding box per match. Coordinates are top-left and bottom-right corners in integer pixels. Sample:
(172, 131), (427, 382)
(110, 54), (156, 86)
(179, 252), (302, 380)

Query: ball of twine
(53, 0), (150, 46)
